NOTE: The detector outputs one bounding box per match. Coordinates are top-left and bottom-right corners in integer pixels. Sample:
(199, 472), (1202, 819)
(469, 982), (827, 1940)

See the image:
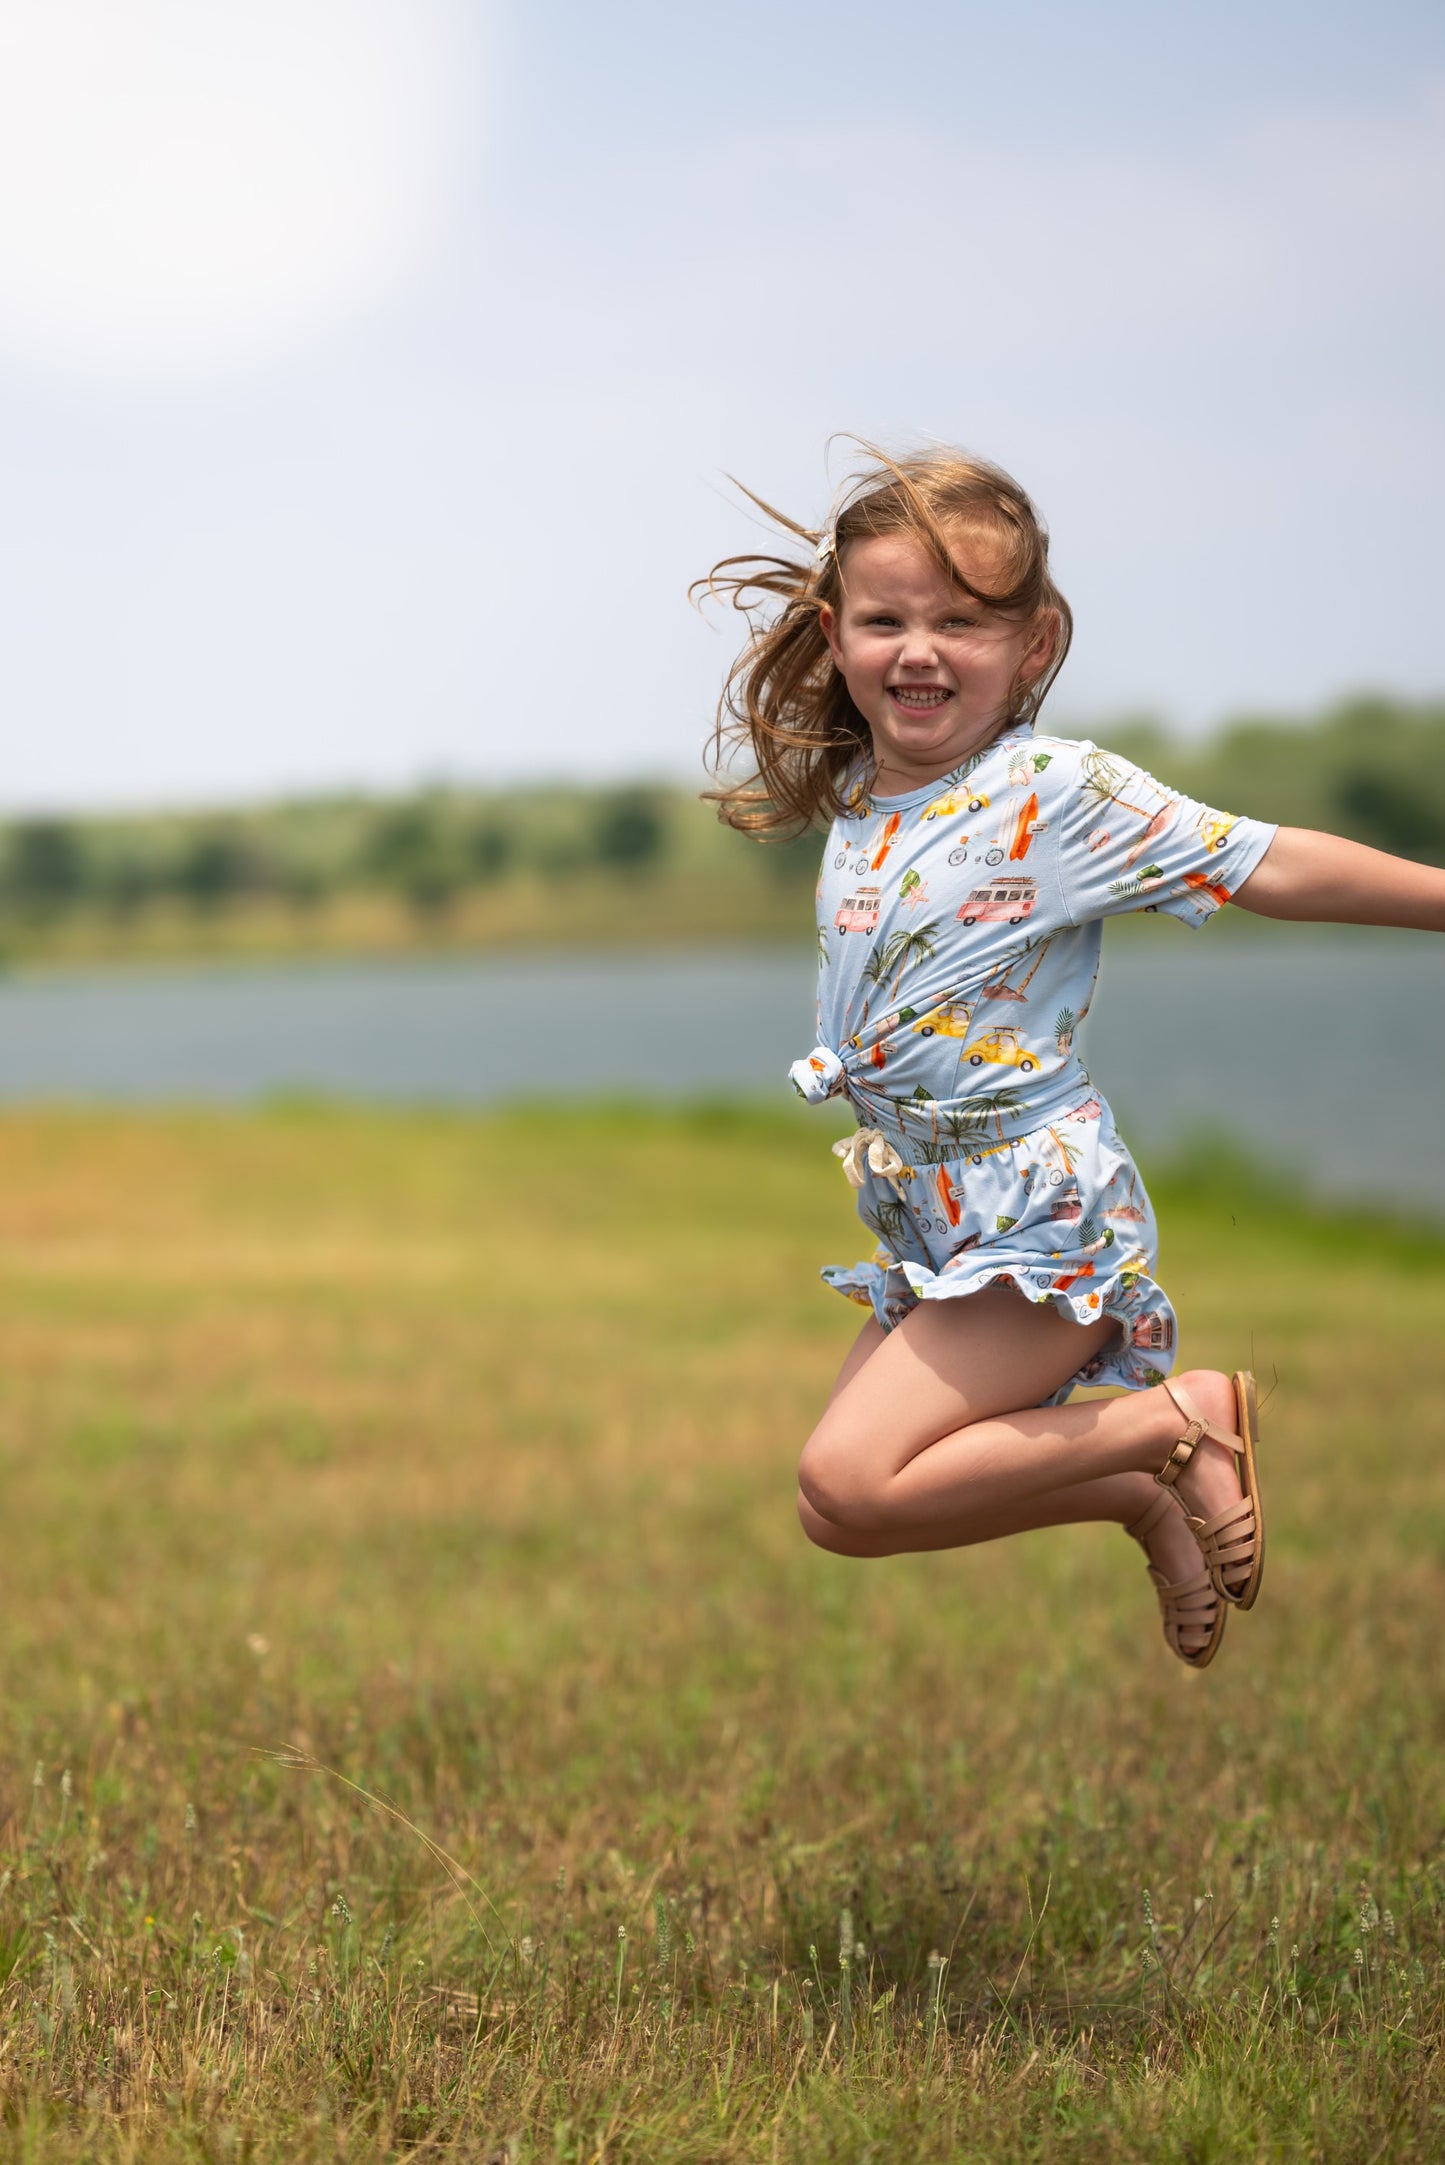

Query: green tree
(94, 851), (160, 920)
(5, 820), (85, 916)
(763, 830), (822, 886)
(362, 804), (460, 917)
(1333, 768), (1445, 855)
(595, 788), (666, 875)
(469, 818), (516, 883)
(172, 827), (261, 912)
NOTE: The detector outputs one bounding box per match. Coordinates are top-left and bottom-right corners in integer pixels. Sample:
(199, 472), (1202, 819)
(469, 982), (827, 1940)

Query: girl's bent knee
(796, 1489), (888, 1557)
(797, 1431), (889, 1531)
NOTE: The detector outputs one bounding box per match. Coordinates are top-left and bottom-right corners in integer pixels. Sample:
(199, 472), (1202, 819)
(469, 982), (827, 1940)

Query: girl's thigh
(806, 1286), (1118, 1483)
(822, 1315), (888, 1409)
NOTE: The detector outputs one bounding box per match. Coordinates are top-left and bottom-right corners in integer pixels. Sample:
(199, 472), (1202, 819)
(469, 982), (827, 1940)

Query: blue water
(0, 932), (1437, 1209)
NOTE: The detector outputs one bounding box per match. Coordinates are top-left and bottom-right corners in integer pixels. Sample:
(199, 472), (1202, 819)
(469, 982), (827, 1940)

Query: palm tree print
(959, 1085), (1033, 1143)
(938, 1108), (977, 1153)
(1043, 1125), (1084, 1176)
(874, 920), (942, 997)
(871, 1197), (909, 1246)
(1055, 1005), (1078, 1054)
(1079, 748), (1159, 822)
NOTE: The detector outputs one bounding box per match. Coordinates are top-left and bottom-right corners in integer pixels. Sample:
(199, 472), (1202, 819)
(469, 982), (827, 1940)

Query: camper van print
(1131, 1313), (1175, 1352)
(835, 887), (881, 935)
(959, 876), (1038, 926)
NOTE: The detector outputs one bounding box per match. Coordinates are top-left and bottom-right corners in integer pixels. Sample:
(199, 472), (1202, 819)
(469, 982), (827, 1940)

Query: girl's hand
(1234, 825), (1445, 932)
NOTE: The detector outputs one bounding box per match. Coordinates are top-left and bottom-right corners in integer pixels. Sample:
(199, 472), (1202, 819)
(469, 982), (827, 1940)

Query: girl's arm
(1233, 826), (1445, 931)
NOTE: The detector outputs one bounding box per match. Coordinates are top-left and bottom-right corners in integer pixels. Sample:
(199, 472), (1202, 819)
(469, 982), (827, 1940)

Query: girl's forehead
(842, 525), (1008, 595)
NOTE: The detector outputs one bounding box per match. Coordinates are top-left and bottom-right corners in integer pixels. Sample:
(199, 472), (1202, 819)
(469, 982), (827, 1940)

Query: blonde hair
(696, 444), (1072, 837)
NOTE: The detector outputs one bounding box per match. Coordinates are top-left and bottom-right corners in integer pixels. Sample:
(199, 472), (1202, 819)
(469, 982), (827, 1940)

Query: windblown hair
(696, 445), (1072, 838)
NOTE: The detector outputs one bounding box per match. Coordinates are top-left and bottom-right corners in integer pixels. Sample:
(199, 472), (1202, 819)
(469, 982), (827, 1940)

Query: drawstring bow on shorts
(832, 1128), (912, 1193)
(787, 1046), (913, 1193)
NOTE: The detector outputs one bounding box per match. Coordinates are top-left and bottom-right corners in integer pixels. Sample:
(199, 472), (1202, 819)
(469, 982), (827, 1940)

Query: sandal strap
(1183, 1489), (1259, 1601)
(1187, 1495), (1256, 1542)
(1154, 1380), (1247, 1490)
(1146, 1564), (1224, 1657)
(1154, 1431), (1201, 1488)
(1163, 1380), (1245, 1457)
(1147, 1562), (1218, 1607)
(1125, 1487), (1178, 1544)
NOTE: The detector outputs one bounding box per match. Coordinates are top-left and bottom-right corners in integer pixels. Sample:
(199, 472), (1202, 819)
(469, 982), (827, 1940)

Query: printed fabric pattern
(790, 723), (1278, 1396)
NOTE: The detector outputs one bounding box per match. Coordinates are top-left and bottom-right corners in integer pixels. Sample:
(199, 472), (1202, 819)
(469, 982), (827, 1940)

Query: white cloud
(0, 0), (476, 384)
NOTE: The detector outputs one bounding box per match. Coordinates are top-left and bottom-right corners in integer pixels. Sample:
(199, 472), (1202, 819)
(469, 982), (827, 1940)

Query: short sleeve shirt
(801, 722), (1277, 1142)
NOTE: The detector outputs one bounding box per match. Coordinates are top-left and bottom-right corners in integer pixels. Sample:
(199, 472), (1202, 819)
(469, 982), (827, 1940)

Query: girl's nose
(898, 630), (940, 667)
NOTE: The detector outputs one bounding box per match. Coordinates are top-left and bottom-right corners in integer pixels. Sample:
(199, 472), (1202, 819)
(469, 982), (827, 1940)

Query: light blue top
(792, 720), (1277, 1143)
(787, 720), (1278, 1391)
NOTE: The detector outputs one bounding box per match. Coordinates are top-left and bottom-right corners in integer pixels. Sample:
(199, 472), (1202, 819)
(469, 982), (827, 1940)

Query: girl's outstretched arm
(1233, 826), (1445, 931)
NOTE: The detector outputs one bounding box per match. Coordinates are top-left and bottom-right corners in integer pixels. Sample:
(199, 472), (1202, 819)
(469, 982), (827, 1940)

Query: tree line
(0, 784), (693, 926)
(2, 696), (1441, 931)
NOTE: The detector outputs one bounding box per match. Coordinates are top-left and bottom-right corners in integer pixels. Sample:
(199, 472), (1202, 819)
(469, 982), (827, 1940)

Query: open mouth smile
(887, 686), (954, 713)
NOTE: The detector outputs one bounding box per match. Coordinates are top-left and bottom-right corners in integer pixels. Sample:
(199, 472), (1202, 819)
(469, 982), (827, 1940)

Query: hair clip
(812, 528), (835, 573)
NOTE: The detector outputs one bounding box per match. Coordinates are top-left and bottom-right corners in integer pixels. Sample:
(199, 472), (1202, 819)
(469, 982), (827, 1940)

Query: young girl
(701, 447), (1445, 1667)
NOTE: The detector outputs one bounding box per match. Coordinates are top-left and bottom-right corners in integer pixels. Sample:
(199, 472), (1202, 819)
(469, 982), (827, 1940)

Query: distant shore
(1, 695), (1440, 970)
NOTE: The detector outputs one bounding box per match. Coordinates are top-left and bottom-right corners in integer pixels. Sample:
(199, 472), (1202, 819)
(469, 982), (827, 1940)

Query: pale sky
(1, 0), (1442, 811)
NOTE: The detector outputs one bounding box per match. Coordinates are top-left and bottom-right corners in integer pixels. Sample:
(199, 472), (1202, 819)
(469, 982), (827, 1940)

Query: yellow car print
(912, 1003), (972, 1039)
(1199, 812), (1236, 854)
(960, 1026), (1040, 1073)
(922, 787), (990, 821)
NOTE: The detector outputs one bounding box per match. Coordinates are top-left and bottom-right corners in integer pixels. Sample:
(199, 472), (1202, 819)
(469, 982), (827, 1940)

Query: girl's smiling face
(820, 531), (1057, 795)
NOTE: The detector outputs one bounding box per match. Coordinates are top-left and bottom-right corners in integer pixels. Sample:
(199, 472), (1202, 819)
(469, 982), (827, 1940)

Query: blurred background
(5, 15), (1445, 2144)
(0, 0), (1442, 1201)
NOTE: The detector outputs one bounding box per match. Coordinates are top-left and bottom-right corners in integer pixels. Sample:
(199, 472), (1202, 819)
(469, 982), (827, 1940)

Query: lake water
(0, 933), (1435, 1209)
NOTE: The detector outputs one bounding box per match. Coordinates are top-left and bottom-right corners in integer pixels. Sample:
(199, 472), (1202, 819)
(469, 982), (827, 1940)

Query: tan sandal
(1125, 1487), (1227, 1668)
(1154, 1371), (1264, 1609)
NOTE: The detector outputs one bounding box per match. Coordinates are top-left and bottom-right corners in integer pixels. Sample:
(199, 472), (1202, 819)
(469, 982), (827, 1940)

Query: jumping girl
(700, 447), (1445, 1666)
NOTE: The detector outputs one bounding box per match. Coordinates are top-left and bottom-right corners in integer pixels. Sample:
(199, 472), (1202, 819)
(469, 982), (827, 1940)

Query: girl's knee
(796, 1488), (889, 1557)
(797, 1424), (889, 1531)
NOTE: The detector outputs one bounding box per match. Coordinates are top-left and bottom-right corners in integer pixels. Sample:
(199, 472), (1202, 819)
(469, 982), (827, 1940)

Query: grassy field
(0, 1104), (1442, 2161)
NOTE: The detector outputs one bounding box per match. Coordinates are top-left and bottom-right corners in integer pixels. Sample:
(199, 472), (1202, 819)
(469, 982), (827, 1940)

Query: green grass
(0, 1103), (1441, 2161)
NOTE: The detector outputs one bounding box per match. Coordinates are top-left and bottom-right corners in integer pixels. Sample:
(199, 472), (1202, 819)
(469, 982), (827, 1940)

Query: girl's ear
(1019, 608), (1059, 687)
(818, 602), (842, 667)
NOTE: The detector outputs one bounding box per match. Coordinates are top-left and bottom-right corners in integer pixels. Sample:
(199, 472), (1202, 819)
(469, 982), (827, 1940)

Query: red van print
(1131, 1313), (1175, 1352)
(959, 876), (1037, 926)
(835, 887), (882, 935)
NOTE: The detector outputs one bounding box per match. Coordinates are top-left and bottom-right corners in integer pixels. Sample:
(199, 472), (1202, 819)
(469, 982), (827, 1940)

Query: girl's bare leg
(797, 1292), (1246, 1587)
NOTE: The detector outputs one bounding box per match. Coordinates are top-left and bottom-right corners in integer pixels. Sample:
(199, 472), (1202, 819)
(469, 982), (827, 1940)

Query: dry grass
(0, 1103), (1441, 2161)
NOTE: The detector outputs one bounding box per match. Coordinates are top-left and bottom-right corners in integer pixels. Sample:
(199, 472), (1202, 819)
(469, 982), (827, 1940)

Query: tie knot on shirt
(788, 1044), (846, 1104)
